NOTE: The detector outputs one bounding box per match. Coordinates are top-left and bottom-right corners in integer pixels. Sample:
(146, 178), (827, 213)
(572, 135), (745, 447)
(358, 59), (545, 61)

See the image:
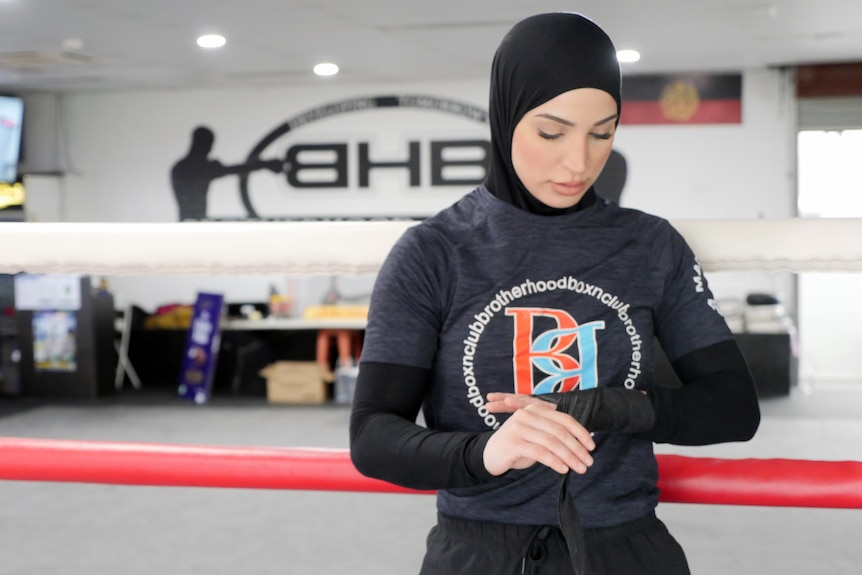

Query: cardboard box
(259, 361), (326, 404)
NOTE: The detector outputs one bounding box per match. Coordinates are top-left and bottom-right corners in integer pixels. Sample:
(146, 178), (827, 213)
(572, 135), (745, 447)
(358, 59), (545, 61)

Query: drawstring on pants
(521, 525), (552, 575)
(520, 470), (588, 574)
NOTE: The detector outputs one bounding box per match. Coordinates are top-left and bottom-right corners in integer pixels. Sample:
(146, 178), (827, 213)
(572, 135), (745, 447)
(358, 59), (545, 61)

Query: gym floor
(0, 385), (859, 575)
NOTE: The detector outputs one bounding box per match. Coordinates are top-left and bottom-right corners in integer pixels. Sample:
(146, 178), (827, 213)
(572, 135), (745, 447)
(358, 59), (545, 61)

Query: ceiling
(1, 0), (862, 93)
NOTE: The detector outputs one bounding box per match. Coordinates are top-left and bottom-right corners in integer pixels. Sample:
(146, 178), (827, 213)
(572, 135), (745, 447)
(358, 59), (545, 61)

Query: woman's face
(511, 88), (618, 209)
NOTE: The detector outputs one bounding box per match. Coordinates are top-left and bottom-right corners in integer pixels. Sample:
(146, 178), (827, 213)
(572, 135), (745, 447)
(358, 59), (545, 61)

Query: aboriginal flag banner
(621, 74), (742, 125)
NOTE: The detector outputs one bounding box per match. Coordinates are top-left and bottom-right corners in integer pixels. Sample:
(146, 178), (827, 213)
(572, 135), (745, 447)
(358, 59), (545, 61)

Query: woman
(350, 12), (760, 575)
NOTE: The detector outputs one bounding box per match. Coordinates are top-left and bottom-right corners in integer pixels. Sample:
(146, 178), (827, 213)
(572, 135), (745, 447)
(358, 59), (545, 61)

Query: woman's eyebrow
(536, 113), (574, 127)
(593, 114), (618, 126)
(534, 113), (618, 127)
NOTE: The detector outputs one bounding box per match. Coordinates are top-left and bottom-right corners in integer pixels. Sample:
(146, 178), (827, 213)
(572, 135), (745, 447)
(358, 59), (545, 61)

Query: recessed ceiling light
(197, 34), (226, 49)
(62, 38), (85, 52)
(313, 62), (339, 77)
(617, 49), (641, 63)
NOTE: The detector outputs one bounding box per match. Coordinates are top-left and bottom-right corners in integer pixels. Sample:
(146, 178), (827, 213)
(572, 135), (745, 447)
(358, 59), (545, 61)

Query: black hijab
(484, 13), (621, 215)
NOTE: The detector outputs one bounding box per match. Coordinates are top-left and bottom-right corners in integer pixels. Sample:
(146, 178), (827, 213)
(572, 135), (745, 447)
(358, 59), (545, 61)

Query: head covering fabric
(484, 12), (621, 215)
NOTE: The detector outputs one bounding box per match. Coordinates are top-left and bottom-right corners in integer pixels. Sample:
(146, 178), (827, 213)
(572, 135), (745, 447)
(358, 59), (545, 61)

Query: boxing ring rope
(1, 437), (861, 509)
(1, 217), (862, 276)
(2, 218), (862, 510)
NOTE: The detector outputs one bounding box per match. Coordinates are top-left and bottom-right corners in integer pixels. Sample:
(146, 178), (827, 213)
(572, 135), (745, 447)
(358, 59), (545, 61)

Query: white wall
(58, 80), (490, 222)
(48, 80), (493, 311)
(25, 71), (798, 320)
(618, 70), (796, 219)
(21, 175), (62, 222)
(615, 69), (797, 316)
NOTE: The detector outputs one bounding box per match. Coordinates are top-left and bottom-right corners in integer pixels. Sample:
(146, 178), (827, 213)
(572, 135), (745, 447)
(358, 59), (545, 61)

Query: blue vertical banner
(178, 292), (224, 404)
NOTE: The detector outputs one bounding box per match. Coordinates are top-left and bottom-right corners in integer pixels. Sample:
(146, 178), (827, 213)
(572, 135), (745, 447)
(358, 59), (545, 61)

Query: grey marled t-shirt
(361, 185), (732, 528)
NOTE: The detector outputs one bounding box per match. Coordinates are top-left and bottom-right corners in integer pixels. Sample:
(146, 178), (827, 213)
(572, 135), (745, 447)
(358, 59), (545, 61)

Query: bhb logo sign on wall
(170, 95), (490, 221)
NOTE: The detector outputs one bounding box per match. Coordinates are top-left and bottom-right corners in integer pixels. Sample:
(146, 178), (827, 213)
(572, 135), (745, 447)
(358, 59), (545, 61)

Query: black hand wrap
(543, 388), (656, 434)
(546, 388), (656, 575)
(558, 473), (587, 575)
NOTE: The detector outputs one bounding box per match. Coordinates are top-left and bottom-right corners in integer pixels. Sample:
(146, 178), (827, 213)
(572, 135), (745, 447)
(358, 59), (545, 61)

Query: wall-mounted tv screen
(0, 95), (24, 183)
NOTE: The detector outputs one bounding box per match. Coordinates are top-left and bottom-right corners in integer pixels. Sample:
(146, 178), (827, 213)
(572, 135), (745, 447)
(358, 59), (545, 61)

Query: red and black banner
(620, 74), (742, 125)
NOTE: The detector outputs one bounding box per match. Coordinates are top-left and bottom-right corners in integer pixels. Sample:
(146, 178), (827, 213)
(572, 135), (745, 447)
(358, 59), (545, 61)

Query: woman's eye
(591, 132), (613, 140)
(538, 130), (562, 140)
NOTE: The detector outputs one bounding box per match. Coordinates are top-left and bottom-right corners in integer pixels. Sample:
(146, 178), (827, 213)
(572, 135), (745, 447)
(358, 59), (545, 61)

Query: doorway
(796, 129), (862, 389)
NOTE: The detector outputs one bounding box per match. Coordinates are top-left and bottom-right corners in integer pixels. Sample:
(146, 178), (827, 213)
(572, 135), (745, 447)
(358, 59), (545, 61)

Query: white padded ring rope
(0, 221), (414, 276)
(674, 218), (862, 273)
(0, 218), (859, 276)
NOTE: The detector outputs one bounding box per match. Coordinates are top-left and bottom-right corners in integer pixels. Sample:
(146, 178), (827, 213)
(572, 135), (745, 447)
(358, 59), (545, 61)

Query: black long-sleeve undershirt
(349, 339), (760, 490)
(349, 362), (496, 490)
(649, 339), (761, 445)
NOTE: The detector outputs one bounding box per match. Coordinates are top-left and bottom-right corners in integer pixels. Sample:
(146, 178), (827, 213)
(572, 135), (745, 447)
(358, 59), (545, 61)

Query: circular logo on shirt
(461, 275), (644, 429)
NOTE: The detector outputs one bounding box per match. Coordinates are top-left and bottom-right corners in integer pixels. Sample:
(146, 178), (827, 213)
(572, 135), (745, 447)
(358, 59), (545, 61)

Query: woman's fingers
(486, 392), (553, 413)
(532, 403), (595, 445)
(520, 403), (596, 465)
(482, 403), (596, 477)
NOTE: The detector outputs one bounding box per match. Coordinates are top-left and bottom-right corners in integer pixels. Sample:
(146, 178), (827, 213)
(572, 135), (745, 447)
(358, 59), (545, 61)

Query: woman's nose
(561, 138), (588, 175)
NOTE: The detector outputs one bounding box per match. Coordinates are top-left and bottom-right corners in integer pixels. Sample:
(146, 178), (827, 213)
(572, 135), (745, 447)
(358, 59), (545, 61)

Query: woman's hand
(486, 392), (555, 413)
(482, 393), (595, 476)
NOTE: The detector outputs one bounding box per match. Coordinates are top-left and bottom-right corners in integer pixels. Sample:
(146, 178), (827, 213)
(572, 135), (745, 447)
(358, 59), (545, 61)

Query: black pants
(419, 511), (691, 575)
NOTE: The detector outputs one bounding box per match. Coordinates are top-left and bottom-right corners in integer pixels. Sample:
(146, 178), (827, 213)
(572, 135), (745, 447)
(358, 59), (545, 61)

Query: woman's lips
(551, 180), (587, 195)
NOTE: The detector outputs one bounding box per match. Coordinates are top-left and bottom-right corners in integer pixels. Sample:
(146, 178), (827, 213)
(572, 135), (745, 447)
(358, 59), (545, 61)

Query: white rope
(0, 218), (859, 276)
(673, 218), (862, 273)
(0, 221), (414, 276)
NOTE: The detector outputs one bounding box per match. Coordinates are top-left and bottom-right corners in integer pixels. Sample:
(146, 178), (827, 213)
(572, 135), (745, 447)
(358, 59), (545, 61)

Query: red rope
(1, 437), (861, 508)
(656, 454), (862, 508)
